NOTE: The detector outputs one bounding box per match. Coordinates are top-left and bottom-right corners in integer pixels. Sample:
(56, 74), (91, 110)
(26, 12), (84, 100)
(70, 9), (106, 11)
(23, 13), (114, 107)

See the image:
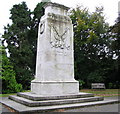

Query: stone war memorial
(31, 1), (79, 95)
(1, 2), (117, 113)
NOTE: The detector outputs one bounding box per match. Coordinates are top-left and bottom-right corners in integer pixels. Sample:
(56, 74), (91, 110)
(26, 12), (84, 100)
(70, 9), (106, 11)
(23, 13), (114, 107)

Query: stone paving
(0, 96), (119, 113)
(64, 103), (119, 112)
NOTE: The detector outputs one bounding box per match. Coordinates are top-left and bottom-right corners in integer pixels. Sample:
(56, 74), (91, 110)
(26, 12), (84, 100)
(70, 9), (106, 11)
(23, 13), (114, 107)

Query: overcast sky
(0, 0), (120, 36)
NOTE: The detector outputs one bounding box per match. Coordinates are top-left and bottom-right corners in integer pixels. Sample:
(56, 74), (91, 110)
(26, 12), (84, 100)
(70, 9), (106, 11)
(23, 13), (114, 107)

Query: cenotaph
(1, 2), (104, 112)
(31, 2), (79, 95)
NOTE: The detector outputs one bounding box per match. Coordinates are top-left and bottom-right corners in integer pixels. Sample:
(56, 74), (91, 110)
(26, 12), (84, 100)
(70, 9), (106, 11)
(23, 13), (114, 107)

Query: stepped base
(3, 92), (104, 109)
(8, 92), (101, 107)
(1, 95), (119, 113)
(9, 95), (103, 107)
(17, 92), (94, 101)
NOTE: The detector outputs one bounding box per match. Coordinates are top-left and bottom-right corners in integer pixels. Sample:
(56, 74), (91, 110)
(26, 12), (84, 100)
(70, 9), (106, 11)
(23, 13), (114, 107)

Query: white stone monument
(31, 2), (79, 95)
(1, 2), (105, 112)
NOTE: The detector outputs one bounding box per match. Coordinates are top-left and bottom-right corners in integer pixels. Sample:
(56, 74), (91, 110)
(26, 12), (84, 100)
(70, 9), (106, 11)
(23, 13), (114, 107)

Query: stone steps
(9, 93), (104, 107)
(17, 92), (94, 101)
(1, 92), (119, 113)
(1, 96), (119, 113)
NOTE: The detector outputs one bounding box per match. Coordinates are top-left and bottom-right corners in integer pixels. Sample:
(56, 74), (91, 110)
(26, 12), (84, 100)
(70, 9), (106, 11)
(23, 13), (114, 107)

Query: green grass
(80, 89), (120, 97)
(0, 93), (17, 97)
(0, 90), (30, 97)
(0, 89), (119, 97)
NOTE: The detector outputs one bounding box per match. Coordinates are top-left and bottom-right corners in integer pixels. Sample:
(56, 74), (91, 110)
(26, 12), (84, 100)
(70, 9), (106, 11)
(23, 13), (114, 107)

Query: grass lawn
(0, 93), (17, 97)
(80, 89), (120, 97)
(0, 89), (119, 97)
(0, 90), (30, 97)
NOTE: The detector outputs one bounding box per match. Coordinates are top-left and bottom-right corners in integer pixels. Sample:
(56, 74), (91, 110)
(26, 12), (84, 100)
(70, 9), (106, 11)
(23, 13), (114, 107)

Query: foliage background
(1, 2), (120, 92)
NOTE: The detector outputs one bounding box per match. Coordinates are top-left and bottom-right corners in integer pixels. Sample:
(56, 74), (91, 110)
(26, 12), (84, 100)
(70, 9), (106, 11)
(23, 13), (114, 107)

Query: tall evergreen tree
(2, 2), (33, 89)
(2, 2), (47, 90)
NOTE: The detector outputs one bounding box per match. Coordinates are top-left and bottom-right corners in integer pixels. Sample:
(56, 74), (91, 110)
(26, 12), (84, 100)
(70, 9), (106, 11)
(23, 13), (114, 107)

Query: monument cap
(41, 0), (51, 2)
(44, 2), (70, 11)
(43, 2), (70, 16)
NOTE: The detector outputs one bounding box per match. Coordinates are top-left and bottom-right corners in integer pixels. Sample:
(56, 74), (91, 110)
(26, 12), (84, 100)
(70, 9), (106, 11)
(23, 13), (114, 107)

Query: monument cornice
(44, 2), (70, 11)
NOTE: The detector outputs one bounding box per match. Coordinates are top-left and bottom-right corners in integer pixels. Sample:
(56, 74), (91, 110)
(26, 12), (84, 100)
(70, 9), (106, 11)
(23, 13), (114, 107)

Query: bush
(78, 80), (85, 90)
(1, 64), (23, 94)
(87, 70), (105, 83)
(1, 46), (22, 94)
(108, 81), (120, 89)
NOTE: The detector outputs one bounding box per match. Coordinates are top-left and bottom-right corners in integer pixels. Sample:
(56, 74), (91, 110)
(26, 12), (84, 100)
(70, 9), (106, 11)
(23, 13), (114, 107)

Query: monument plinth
(31, 2), (79, 95)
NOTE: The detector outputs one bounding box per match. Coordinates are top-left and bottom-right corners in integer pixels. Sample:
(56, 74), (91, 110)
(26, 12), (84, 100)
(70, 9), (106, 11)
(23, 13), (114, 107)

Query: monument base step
(1, 96), (119, 113)
(17, 92), (94, 101)
(8, 92), (101, 107)
(9, 95), (103, 107)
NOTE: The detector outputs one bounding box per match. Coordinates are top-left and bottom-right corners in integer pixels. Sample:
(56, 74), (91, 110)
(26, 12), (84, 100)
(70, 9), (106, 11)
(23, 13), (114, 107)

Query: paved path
(0, 104), (10, 113)
(64, 103), (119, 112)
(0, 96), (119, 113)
(64, 97), (120, 112)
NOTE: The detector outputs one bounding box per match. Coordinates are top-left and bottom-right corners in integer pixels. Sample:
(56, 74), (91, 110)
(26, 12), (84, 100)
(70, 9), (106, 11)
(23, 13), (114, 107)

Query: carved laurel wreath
(40, 22), (45, 34)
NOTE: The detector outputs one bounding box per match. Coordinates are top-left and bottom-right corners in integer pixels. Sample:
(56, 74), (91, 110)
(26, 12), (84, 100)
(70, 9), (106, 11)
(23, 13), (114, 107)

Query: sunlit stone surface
(31, 2), (79, 95)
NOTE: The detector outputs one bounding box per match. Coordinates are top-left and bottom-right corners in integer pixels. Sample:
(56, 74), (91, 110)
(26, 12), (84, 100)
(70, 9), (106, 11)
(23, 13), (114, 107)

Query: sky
(0, 0), (120, 36)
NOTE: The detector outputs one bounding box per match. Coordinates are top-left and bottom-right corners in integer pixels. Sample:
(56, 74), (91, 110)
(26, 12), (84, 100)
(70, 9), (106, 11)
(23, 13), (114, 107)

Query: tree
(70, 6), (111, 87)
(0, 45), (22, 93)
(3, 2), (118, 89)
(2, 2), (33, 90)
(28, 1), (46, 62)
(2, 2), (47, 90)
(107, 13), (120, 88)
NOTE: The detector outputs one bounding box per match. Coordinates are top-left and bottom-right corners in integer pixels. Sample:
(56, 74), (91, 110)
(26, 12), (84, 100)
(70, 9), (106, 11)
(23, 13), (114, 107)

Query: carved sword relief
(49, 23), (70, 50)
